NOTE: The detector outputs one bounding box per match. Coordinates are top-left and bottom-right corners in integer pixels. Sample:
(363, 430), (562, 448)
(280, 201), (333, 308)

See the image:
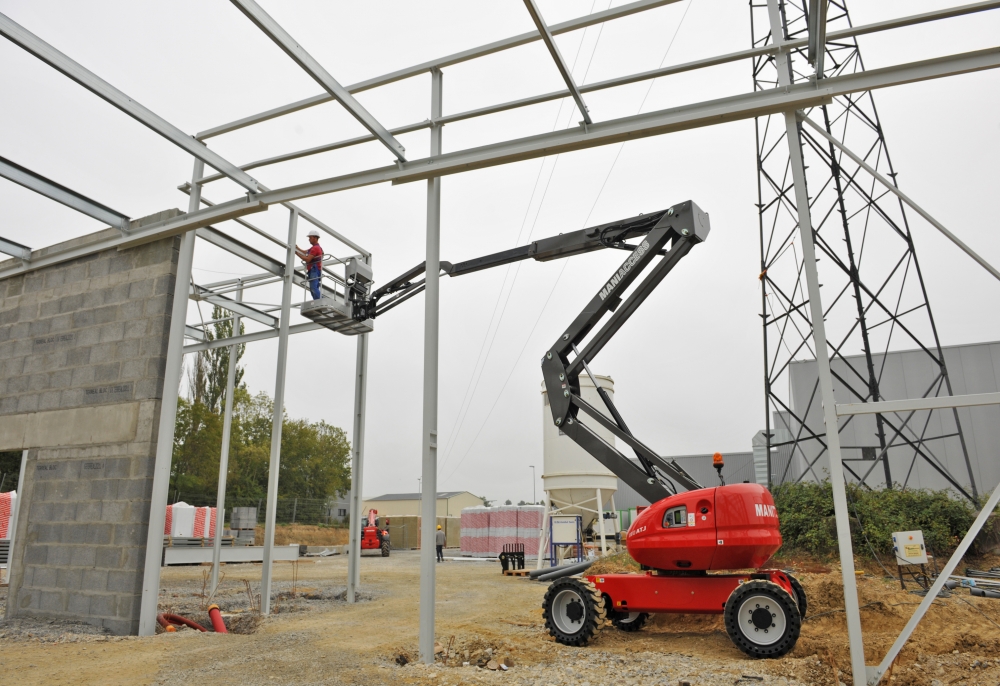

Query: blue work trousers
(308, 266), (322, 300)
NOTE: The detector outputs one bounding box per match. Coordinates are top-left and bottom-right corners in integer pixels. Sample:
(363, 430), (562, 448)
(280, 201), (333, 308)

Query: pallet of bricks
(163, 502), (225, 547)
(459, 505), (543, 558)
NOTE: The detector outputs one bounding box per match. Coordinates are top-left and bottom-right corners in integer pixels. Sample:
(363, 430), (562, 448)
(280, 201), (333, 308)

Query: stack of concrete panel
(459, 505), (543, 557)
(0, 217), (180, 634)
(490, 505), (518, 553)
(460, 506), (489, 556)
(229, 506), (256, 545)
(517, 506), (544, 558)
(0, 490), (15, 538)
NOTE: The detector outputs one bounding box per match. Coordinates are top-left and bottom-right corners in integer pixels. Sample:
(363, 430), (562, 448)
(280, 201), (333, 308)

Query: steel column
(138, 159), (203, 636)
(260, 208), (298, 614)
(536, 496), (551, 570)
(596, 488), (607, 555)
(347, 314), (370, 602)
(210, 282), (242, 595)
(419, 67), (443, 665)
(765, 2), (866, 681)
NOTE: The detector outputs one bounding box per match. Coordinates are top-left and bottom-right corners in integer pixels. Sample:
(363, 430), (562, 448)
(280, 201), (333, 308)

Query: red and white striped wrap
(460, 506), (490, 556)
(516, 506), (544, 558)
(164, 503), (217, 538)
(0, 491), (15, 539)
(460, 505), (544, 557)
(490, 506), (518, 553)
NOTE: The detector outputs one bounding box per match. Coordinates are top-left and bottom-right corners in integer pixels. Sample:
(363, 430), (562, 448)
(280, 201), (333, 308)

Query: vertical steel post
(260, 208), (298, 614)
(596, 488), (607, 555)
(211, 282), (242, 594)
(536, 495), (550, 570)
(766, 3), (867, 680)
(138, 158), (202, 636)
(347, 325), (369, 601)
(609, 493), (620, 546)
(419, 67), (443, 665)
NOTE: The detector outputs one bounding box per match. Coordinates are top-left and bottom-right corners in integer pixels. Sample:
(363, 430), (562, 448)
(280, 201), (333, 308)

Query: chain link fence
(171, 492), (348, 526)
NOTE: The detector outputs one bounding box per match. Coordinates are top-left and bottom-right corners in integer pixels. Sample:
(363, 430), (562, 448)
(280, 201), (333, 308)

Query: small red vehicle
(360, 509), (390, 557)
(542, 483), (806, 658)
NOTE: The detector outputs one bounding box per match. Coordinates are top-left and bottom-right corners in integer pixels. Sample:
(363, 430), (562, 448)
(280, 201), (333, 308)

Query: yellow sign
(903, 544), (922, 558)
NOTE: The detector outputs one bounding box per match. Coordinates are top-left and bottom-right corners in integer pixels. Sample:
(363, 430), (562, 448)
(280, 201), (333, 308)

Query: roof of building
(365, 491), (477, 501)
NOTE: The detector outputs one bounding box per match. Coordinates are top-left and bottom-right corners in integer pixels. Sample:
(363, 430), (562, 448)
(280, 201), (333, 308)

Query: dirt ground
(3, 550), (1000, 685)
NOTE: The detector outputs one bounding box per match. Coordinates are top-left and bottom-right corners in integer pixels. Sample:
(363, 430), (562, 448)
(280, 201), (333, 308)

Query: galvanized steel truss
(752, 0), (978, 500)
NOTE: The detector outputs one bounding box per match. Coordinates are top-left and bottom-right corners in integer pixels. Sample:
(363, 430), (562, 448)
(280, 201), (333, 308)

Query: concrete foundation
(0, 212), (180, 634)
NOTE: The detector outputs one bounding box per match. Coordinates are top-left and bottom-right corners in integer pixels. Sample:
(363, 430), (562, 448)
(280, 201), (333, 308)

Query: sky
(1, 1), (998, 505)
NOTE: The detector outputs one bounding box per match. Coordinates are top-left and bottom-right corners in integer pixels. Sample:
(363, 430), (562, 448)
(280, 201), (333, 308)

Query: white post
(536, 493), (551, 570)
(4, 449), (29, 583)
(260, 208), (298, 614)
(138, 158), (202, 636)
(210, 282), (242, 594)
(419, 66), (443, 665)
(596, 488), (607, 555)
(347, 325), (369, 601)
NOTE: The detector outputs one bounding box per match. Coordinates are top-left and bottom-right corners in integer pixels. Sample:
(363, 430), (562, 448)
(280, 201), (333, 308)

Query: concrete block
(29, 373), (49, 391)
(112, 523), (143, 546)
(106, 571), (141, 595)
(1, 395), (19, 415)
(24, 273), (44, 293)
(56, 567), (84, 590)
(102, 618), (135, 636)
(67, 479), (92, 501)
(82, 568), (109, 591)
(103, 457), (132, 478)
(123, 319), (147, 340)
(60, 387), (85, 408)
(32, 565), (58, 588)
(67, 593), (92, 616)
(89, 594), (115, 618)
(0, 307), (17, 326)
(58, 293), (85, 313)
(64, 263), (88, 285)
(7, 373), (28, 393)
(133, 377), (162, 400)
(96, 546), (123, 569)
(38, 390), (61, 411)
(70, 366), (96, 387)
(115, 593), (137, 619)
(94, 304), (119, 325)
(94, 362), (120, 382)
(75, 326), (100, 346)
(70, 545), (98, 567)
(113, 338), (140, 360)
(88, 343), (114, 364)
(17, 590), (38, 610)
(50, 501), (77, 521)
(28, 318), (51, 336)
(39, 300), (61, 318)
(24, 544), (49, 565)
(40, 590), (68, 613)
(42, 481), (70, 502)
(144, 294), (171, 317)
(88, 257), (111, 278)
(49, 368), (73, 388)
(119, 358), (146, 380)
(100, 502), (126, 523)
(17, 394), (39, 412)
(98, 322), (125, 344)
(61, 523), (90, 544)
(1, 355), (24, 376)
(107, 282), (130, 303)
(121, 546), (143, 571)
(74, 501), (102, 522)
(50, 313), (73, 332)
(108, 254), (133, 275)
(87, 523), (114, 545)
(154, 274), (174, 296)
(90, 479), (119, 500)
(5, 274), (25, 296)
(43, 269), (66, 290)
(66, 347), (92, 367)
(127, 279), (153, 300)
(119, 298), (145, 320)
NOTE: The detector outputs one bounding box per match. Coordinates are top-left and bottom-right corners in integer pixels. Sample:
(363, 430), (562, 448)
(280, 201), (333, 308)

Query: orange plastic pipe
(157, 612), (208, 632)
(207, 604), (228, 634)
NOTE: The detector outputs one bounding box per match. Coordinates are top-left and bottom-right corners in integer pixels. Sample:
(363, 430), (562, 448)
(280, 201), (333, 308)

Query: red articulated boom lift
(349, 200), (805, 658)
(359, 509), (390, 557)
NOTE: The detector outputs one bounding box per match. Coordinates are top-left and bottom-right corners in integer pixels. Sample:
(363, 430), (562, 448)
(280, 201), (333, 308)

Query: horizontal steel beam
(0, 195), (266, 279)
(192, 2), (1000, 189)
(229, 0), (405, 161)
(0, 155), (129, 230)
(185, 325), (207, 341)
(183, 321), (322, 354)
(191, 283), (277, 328)
(0, 235), (32, 261)
(197, 0), (681, 139)
(523, 0), (591, 125)
(837, 392), (1000, 416)
(254, 46), (1000, 205)
(0, 13), (259, 194)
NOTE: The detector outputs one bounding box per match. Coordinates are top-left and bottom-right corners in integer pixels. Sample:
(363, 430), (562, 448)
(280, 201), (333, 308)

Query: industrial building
(363, 491), (482, 518)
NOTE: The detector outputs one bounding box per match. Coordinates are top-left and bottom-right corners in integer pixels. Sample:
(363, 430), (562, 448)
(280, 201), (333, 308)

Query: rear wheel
(609, 609), (649, 632)
(724, 580), (800, 658)
(542, 577), (606, 646)
(381, 540), (390, 557)
(785, 573), (807, 618)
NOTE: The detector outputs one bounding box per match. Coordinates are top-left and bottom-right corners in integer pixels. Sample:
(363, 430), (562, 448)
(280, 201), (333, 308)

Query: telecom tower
(751, 1), (978, 500)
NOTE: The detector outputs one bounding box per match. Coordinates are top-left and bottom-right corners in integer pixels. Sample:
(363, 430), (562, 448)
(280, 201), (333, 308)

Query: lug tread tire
(542, 578), (605, 646)
(724, 580), (801, 659)
(786, 573), (807, 619)
(610, 611), (649, 632)
(381, 541), (390, 557)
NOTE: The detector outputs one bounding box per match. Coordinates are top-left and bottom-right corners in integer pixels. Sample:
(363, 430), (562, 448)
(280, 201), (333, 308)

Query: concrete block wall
(0, 212), (180, 634)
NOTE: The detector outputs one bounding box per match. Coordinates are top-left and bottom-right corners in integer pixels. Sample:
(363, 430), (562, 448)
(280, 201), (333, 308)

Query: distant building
(363, 491), (483, 518)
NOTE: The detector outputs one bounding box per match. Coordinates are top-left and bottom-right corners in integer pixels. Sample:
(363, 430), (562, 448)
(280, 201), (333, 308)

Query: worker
(295, 229), (323, 300)
(436, 524), (445, 563)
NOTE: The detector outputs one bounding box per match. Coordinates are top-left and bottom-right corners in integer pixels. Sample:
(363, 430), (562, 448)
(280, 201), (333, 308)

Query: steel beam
(522, 0), (591, 125)
(260, 208), (298, 614)
(0, 235), (31, 261)
(198, 0), (681, 140)
(138, 159), (203, 636)
(183, 321), (322, 354)
(807, 0), (828, 76)
(190, 282), (277, 328)
(766, 3), (865, 683)
(0, 13), (258, 193)
(419, 67), (443, 665)
(0, 155), (129, 231)
(184, 325), (206, 341)
(837, 392), (1000, 416)
(254, 46), (1000, 204)
(347, 300), (370, 602)
(800, 115), (1000, 283)
(229, 0), (405, 161)
(192, 2), (1000, 187)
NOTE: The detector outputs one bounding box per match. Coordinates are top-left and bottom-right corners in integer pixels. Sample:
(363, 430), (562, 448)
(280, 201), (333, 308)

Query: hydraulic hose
(529, 561), (582, 579)
(207, 604), (228, 633)
(157, 612), (208, 633)
(536, 560), (593, 582)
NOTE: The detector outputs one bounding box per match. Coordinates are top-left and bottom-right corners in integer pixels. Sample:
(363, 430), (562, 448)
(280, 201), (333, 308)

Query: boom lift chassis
(351, 200), (805, 658)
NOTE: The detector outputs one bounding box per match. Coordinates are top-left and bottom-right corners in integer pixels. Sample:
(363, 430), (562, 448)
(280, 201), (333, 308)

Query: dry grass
(252, 524), (350, 547)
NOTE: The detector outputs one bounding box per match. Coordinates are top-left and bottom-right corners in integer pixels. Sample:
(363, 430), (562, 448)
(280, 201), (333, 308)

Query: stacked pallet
(0, 490), (15, 539)
(460, 505), (543, 558)
(164, 502), (217, 538)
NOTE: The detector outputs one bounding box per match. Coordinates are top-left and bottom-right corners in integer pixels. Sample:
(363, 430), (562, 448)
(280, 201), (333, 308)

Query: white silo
(538, 373), (620, 565)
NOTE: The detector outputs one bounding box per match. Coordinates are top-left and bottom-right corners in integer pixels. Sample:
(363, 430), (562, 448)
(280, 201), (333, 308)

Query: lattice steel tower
(751, 0), (978, 499)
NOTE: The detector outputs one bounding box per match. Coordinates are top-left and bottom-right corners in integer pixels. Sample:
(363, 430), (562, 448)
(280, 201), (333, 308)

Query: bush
(771, 481), (991, 559)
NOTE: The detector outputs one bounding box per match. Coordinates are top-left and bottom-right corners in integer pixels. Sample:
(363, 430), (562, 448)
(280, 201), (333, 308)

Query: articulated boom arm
(358, 200), (711, 501)
(540, 200), (711, 502)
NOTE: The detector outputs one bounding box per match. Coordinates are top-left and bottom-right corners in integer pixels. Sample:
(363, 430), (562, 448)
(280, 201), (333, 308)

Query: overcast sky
(1, 1), (998, 505)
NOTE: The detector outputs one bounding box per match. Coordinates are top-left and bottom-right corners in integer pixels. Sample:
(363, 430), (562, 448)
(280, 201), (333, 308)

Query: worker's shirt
(307, 244), (323, 272)
(436, 531), (445, 546)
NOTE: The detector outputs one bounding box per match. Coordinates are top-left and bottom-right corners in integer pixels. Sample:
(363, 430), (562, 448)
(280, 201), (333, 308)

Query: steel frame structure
(1, 1), (999, 682)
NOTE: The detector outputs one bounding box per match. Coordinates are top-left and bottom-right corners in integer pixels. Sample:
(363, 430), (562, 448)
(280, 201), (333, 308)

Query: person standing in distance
(296, 229), (323, 299)
(436, 524), (445, 563)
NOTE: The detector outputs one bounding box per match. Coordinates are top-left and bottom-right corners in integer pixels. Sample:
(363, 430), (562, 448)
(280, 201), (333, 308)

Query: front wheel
(609, 609), (649, 632)
(542, 577), (606, 646)
(381, 541), (390, 557)
(724, 580), (800, 658)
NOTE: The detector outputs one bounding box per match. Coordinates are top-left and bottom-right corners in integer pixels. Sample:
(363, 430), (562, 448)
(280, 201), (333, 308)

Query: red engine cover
(625, 483), (781, 571)
(360, 526), (381, 550)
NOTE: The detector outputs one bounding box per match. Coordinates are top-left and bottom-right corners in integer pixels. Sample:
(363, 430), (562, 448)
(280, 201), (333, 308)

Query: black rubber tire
(724, 580), (801, 659)
(381, 541), (390, 557)
(609, 609), (649, 632)
(542, 577), (606, 646)
(786, 573), (807, 619)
